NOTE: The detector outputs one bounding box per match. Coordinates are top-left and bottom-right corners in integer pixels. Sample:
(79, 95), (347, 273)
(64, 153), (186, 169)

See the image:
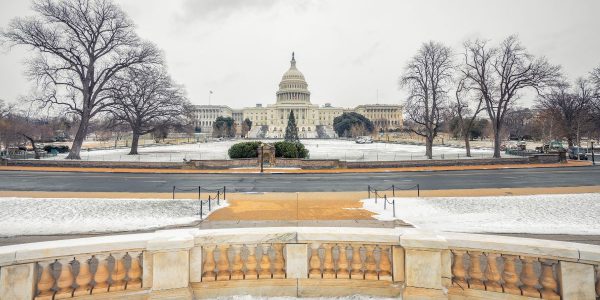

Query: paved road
(0, 166), (598, 193)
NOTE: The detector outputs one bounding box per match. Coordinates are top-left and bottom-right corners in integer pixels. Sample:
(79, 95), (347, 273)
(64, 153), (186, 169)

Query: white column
(0, 263), (35, 300)
(147, 232), (195, 298)
(558, 261), (596, 299)
(286, 244), (308, 278)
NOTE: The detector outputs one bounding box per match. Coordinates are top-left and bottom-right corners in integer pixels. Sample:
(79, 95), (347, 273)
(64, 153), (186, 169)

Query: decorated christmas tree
(284, 111), (299, 142)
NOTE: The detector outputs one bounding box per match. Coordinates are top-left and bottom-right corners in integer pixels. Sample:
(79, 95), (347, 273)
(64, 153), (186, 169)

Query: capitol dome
(276, 52), (311, 104)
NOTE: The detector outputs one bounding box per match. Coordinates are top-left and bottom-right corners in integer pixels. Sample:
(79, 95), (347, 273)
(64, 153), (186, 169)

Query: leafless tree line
(1, 0), (190, 159)
(401, 35), (600, 159)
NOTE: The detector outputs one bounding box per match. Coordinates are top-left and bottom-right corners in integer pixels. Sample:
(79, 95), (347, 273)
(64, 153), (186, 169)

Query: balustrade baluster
(336, 244), (350, 279)
(451, 250), (467, 288)
(72, 255), (93, 296)
(35, 261), (55, 300)
(539, 259), (560, 300)
(245, 244), (258, 279)
(126, 252), (143, 290)
(230, 245), (245, 280)
(468, 251), (485, 290)
(483, 253), (502, 292)
(350, 244), (364, 280)
(323, 244), (336, 279)
(92, 254), (110, 294)
(258, 244), (272, 279)
(364, 245), (378, 280)
(217, 245), (231, 280)
(110, 253), (127, 291)
(272, 244), (286, 279)
(54, 258), (75, 299)
(501, 255), (521, 295)
(520, 256), (541, 297)
(309, 243), (322, 279)
(202, 246), (217, 281)
(378, 246), (392, 281)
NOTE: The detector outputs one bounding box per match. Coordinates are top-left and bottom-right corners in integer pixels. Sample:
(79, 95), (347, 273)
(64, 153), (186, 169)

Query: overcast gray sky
(1, 0), (600, 109)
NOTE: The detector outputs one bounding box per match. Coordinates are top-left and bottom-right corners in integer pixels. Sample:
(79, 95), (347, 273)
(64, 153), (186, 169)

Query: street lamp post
(592, 141), (596, 166)
(260, 144), (264, 173)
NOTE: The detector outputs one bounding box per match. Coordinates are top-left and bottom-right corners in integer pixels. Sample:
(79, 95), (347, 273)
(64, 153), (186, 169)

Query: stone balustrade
(1, 228), (600, 299)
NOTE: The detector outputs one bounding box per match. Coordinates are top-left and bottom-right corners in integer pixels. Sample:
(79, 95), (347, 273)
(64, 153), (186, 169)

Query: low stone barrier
(4, 159), (184, 169)
(5, 154), (561, 170)
(1, 227), (599, 299)
(346, 157), (531, 168)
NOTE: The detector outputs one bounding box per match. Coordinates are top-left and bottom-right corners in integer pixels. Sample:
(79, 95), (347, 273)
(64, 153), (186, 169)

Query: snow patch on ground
(0, 197), (228, 237)
(362, 193), (600, 235)
(42, 139), (499, 162)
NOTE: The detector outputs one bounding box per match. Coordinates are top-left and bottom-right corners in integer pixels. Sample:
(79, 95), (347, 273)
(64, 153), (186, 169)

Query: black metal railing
(367, 184), (420, 199)
(171, 185), (227, 219)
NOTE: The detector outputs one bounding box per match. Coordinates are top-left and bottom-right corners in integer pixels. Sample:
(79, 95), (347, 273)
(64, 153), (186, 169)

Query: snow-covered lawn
(42, 139), (498, 162)
(0, 197), (227, 237)
(362, 193), (600, 235)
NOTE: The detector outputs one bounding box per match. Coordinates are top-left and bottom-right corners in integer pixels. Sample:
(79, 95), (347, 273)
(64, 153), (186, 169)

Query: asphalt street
(0, 166), (599, 193)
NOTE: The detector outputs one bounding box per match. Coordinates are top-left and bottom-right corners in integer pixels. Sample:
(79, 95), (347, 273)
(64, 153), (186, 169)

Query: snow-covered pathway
(362, 193), (600, 235)
(0, 197), (227, 237)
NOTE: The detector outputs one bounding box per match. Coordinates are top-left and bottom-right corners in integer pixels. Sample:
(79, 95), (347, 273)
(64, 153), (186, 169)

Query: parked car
(568, 147), (588, 160)
(355, 136), (373, 144)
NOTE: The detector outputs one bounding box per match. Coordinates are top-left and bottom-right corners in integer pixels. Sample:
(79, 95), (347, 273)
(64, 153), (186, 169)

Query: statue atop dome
(291, 52), (296, 68)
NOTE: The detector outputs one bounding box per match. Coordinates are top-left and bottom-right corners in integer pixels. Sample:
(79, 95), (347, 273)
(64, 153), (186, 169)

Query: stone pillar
(147, 232), (195, 299)
(0, 263), (35, 300)
(401, 234), (448, 300)
(189, 246), (203, 283)
(286, 243), (308, 279)
(392, 246), (405, 283)
(557, 261), (596, 300)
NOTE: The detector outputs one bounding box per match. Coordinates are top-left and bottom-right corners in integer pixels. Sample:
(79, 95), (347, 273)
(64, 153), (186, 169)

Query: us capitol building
(191, 53), (403, 138)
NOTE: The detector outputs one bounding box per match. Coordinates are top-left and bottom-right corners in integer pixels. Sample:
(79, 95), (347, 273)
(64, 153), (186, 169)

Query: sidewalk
(0, 160), (591, 174)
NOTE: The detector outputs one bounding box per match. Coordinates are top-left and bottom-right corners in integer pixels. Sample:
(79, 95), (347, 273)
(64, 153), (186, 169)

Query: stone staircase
(316, 125), (336, 139)
(247, 125), (268, 139)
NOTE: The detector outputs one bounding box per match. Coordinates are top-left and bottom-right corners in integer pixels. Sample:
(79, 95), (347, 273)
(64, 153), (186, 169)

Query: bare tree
(2, 0), (161, 159)
(451, 78), (484, 157)
(400, 41), (454, 159)
(109, 65), (188, 155)
(536, 79), (594, 147)
(462, 35), (561, 158)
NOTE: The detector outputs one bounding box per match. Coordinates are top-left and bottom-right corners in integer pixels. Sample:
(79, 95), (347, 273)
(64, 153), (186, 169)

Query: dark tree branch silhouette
(461, 35), (561, 158)
(452, 77), (484, 157)
(2, 0), (161, 159)
(536, 79), (594, 147)
(109, 65), (188, 155)
(400, 41), (454, 159)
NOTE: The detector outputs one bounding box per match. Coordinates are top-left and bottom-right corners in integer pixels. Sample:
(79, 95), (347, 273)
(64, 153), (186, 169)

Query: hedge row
(43, 145), (70, 153)
(228, 141), (309, 159)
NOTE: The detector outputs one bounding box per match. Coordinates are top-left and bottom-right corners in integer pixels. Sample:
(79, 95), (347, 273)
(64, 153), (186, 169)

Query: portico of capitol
(191, 53), (403, 138)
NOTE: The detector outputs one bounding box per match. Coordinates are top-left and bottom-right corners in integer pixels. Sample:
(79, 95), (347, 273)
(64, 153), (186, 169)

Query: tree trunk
(493, 126), (501, 158)
(22, 134), (40, 159)
(66, 114), (90, 160)
(567, 137), (574, 148)
(425, 136), (433, 159)
(129, 133), (140, 155)
(464, 134), (471, 157)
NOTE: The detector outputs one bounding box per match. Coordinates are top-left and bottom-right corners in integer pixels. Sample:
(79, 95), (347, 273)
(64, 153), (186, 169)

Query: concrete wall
(5, 159), (184, 169)
(3, 154), (560, 170)
(1, 227), (599, 300)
